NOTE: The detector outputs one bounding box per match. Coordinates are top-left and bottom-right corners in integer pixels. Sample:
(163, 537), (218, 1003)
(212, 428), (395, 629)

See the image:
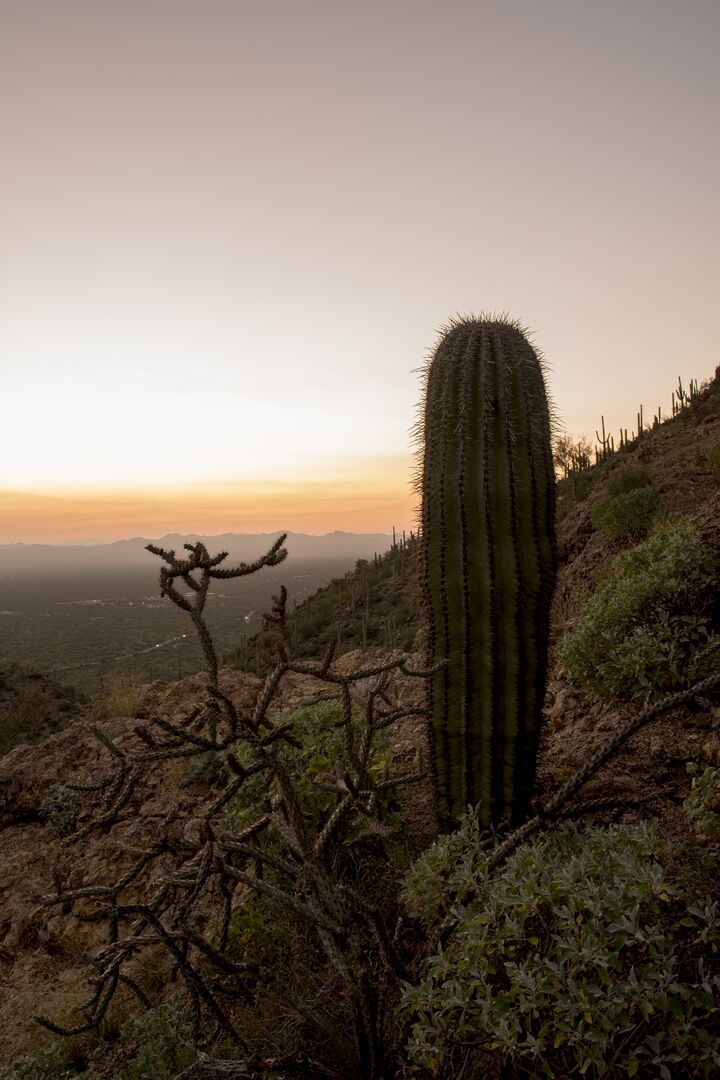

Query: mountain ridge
(0, 529), (395, 566)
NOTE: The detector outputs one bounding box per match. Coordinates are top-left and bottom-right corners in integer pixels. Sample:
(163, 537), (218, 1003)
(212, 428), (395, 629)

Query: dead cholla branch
(146, 536), (290, 682)
(34, 535), (443, 1079)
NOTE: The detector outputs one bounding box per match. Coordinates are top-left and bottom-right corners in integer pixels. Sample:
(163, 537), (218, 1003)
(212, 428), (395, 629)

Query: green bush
(685, 763), (720, 870)
(399, 809), (720, 1079)
(559, 518), (717, 699)
(109, 997), (194, 1080)
(591, 485), (663, 542)
(591, 611), (714, 701)
(573, 469), (595, 502)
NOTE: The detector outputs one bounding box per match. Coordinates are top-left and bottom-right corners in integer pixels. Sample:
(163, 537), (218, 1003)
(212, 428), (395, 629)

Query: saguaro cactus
(416, 316), (557, 830)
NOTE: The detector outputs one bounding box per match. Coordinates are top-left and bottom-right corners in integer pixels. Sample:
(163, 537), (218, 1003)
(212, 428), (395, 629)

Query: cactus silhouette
(415, 316), (557, 829)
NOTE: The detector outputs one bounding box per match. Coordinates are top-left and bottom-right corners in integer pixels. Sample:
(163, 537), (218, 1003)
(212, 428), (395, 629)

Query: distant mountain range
(0, 531), (395, 569)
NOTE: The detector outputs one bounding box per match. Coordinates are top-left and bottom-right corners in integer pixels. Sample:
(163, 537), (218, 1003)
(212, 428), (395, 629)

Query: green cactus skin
(416, 316), (557, 831)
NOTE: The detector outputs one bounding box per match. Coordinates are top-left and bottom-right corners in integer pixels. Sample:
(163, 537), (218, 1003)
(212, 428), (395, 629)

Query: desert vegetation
(1, 326), (720, 1078)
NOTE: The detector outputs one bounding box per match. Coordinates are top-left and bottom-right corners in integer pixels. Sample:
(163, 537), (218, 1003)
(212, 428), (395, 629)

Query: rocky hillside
(229, 366), (720, 676)
(0, 369), (719, 1076)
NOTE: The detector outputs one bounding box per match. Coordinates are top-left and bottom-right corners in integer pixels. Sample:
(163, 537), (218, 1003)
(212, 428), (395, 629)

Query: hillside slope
(0, 369), (719, 1073)
(229, 367), (720, 677)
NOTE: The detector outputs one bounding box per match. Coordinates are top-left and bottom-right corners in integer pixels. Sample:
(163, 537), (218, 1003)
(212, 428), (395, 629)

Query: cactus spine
(417, 317), (557, 830)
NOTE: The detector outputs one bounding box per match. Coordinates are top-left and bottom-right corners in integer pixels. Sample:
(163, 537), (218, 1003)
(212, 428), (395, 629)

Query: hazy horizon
(0, 526), (395, 549)
(3, 1), (718, 543)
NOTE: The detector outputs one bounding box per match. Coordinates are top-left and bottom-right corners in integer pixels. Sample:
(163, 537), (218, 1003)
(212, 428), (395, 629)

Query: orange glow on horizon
(0, 476), (418, 544)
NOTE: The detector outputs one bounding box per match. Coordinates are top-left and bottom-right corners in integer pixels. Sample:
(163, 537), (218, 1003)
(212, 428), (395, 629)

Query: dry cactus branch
(35, 539), (439, 1079)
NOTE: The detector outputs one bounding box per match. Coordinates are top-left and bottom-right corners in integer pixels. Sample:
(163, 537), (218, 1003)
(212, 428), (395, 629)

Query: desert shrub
(223, 898), (285, 965)
(606, 463), (651, 498)
(399, 809), (720, 1079)
(559, 518), (717, 699)
(590, 611), (715, 701)
(591, 485), (663, 542)
(208, 697), (405, 1053)
(0, 997), (194, 1080)
(36, 538), (427, 1076)
(219, 690), (402, 964)
(109, 997), (194, 1080)
(573, 468), (595, 502)
(685, 763), (720, 870)
(180, 748), (229, 789)
(1, 998), (196, 1080)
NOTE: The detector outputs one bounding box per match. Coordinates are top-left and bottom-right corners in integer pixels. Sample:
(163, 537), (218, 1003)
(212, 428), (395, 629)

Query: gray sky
(1, 0), (718, 540)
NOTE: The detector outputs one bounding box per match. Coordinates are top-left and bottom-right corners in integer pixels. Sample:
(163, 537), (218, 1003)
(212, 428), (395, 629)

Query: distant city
(0, 531), (394, 694)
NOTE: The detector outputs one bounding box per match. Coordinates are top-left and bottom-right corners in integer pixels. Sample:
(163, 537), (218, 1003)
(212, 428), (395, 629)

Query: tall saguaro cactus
(416, 316), (557, 830)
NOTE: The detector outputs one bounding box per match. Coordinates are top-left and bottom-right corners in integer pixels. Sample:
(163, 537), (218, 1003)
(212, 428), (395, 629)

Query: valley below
(0, 556), (362, 694)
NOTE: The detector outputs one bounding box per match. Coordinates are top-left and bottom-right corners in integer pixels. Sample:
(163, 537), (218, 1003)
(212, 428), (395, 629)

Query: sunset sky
(2, 0), (718, 543)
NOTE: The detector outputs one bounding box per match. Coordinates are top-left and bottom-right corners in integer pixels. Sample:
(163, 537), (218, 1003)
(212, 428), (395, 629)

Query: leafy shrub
(559, 518), (717, 699)
(211, 698), (404, 1047)
(180, 748), (229, 789)
(573, 468), (595, 502)
(590, 611), (715, 701)
(223, 898), (282, 964)
(399, 809), (720, 1079)
(591, 485), (663, 542)
(685, 763), (720, 869)
(109, 997), (194, 1080)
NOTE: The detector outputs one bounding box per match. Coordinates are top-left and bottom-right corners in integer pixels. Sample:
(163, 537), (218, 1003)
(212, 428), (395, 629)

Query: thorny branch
(35, 537), (441, 1079)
